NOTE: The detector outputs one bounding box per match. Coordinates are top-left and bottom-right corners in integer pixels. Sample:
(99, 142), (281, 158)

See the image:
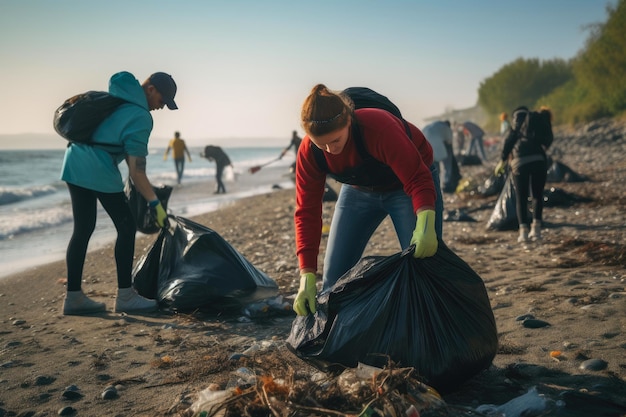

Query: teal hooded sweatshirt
(60, 71), (152, 193)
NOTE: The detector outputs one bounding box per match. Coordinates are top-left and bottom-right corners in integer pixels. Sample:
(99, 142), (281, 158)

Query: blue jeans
(322, 164), (443, 290)
(174, 158), (185, 184)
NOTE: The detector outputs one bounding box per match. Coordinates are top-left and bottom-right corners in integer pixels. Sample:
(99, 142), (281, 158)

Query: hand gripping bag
(132, 216), (278, 312)
(124, 177), (173, 234)
(287, 243), (497, 393)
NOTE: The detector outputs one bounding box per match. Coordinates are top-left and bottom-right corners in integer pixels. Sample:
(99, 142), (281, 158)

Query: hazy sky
(0, 0), (615, 148)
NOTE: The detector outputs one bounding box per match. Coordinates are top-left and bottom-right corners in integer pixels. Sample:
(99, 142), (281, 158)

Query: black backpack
(520, 110), (553, 148)
(311, 87), (412, 184)
(53, 91), (128, 151)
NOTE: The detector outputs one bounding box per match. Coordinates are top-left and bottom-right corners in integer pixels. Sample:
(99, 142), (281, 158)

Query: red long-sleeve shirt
(295, 108), (435, 272)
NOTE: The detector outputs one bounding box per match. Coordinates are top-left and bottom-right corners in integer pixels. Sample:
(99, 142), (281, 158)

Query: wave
(0, 185), (61, 206)
(0, 204), (73, 240)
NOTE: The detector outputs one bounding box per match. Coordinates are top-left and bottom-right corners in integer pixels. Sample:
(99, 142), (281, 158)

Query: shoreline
(0, 163), (294, 280)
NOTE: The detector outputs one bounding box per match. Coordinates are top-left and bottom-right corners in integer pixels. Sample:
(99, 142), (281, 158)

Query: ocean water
(0, 145), (295, 279)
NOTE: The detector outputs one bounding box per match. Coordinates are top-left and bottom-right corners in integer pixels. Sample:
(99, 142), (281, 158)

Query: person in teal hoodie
(60, 71), (178, 315)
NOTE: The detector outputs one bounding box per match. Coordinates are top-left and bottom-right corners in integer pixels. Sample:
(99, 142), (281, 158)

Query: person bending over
(61, 71), (178, 315)
(201, 145), (232, 194)
(292, 84), (443, 316)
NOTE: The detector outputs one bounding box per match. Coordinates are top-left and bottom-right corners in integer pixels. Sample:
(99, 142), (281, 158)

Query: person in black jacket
(495, 106), (553, 242)
(201, 145), (232, 194)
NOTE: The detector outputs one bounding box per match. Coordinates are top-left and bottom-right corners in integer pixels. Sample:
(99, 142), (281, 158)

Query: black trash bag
(287, 243), (498, 394)
(131, 231), (165, 299)
(444, 209), (476, 222)
(125, 177), (173, 234)
(546, 160), (588, 183)
(543, 187), (593, 208)
(132, 216), (278, 312)
(486, 174), (523, 231)
(478, 172), (506, 197)
(458, 154), (482, 166)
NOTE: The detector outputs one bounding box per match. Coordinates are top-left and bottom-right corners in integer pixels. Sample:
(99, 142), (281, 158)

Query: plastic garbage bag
(486, 174), (522, 231)
(287, 243), (498, 394)
(458, 154), (482, 166)
(132, 216), (278, 312)
(543, 187), (592, 208)
(546, 160), (588, 183)
(478, 172), (506, 197)
(475, 386), (556, 417)
(124, 177), (173, 234)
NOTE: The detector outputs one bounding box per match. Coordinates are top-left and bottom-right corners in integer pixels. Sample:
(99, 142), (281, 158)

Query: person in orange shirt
(164, 131), (192, 184)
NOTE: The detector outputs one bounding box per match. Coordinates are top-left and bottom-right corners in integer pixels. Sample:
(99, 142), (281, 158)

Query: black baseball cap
(149, 72), (178, 110)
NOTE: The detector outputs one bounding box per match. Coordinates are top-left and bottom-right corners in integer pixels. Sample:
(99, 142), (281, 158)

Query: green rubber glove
(149, 201), (169, 229)
(411, 209), (438, 258)
(495, 160), (507, 176)
(293, 272), (317, 316)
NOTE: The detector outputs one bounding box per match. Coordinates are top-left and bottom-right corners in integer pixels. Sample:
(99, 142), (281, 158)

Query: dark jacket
(203, 146), (231, 167)
(501, 108), (549, 171)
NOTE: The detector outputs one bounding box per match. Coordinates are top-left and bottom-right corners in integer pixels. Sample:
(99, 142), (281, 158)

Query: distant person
(60, 71), (178, 315)
(280, 130), (302, 159)
(500, 112), (511, 135)
(292, 84), (442, 316)
(495, 106), (553, 242)
(163, 131), (192, 185)
(463, 121), (487, 161)
(453, 122), (465, 156)
(201, 145), (232, 194)
(422, 120), (461, 193)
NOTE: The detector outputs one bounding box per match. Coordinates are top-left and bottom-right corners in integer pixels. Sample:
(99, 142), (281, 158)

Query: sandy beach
(0, 118), (625, 416)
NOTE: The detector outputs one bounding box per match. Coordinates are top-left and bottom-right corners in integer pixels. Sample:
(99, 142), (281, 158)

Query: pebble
(62, 385), (83, 400)
(12, 319), (25, 326)
(34, 375), (55, 386)
(101, 385), (118, 399)
(522, 319), (550, 328)
(58, 406), (76, 416)
(515, 314), (535, 321)
(579, 358), (608, 371)
(229, 353), (245, 361)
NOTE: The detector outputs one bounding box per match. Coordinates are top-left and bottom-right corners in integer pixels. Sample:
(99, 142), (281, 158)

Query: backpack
(520, 110), (553, 149)
(53, 91), (128, 150)
(311, 87), (412, 183)
(343, 86), (412, 139)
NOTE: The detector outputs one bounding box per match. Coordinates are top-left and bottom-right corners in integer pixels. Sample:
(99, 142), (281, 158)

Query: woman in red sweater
(293, 84), (443, 316)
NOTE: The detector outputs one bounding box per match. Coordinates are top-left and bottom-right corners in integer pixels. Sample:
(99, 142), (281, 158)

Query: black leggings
(66, 183), (136, 291)
(216, 164), (226, 193)
(512, 160), (547, 227)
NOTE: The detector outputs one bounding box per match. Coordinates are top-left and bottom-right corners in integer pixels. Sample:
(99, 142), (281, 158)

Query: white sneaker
(115, 288), (158, 313)
(63, 290), (106, 316)
(517, 225), (529, 243)
(529, 221), (542, 241)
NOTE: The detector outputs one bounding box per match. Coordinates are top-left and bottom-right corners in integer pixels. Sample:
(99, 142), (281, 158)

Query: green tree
(477, 58), (572, 115)
(572, 0), (626, 114)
